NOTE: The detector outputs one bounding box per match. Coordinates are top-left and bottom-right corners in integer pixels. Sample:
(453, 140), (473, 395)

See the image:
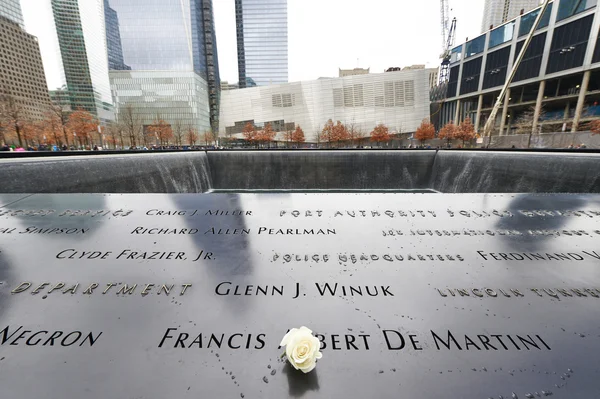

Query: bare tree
(347, 122), (366, 147)
(186, 127), (198, 146)
(0, 98), (8, 146)
(173, 120), (184, 147)
(106, 122), (120, 149)
(2, 95), (25, 147)
(514, 105), (546, 148)
(48, 101), (71, 147)
(119, 103), (143, 148)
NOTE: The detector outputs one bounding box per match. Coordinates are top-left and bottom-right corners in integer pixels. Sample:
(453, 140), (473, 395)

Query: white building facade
(219, 69), (436, 141)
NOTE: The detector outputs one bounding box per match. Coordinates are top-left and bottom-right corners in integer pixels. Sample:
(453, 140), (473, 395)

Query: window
(271, 93), (294, 107)
(518, 4), (553, 37)
(489, 22), (515, 49)
(546, 15), (594, 74)
(450, 45), (462, 63)
(460, 57), (483, 95)
(593, 28), (600, 63)
(465, 35), (485, 58)
(557, 0), (597, 21)
(483, 47), (511, 89)
(513, 33), (547, 82)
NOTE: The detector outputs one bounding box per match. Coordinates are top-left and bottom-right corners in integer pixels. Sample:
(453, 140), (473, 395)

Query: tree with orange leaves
(67, 109), (98, 148)
(415, 119), (435, 145)
(456, 117), (476, 146)
(21, 120), (45, 147)
(147, 118), (173, 147)
(370, 123), (391, 146)
(330, 121), (348, 147)
(43, 110), (64, 146)
(242, 122), (256, 144)
(256, 122), (276, 147)
(291, 125), (305, 145)
(438, 121), (457, 147)
(321, 119), (334, 147)
(590, 119), (600, 135)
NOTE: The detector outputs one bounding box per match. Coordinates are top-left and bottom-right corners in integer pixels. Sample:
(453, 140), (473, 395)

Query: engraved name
(280, 209), (600, 219)
(11, 282), (192, 296)
(1, 326), (102, 347)
(0, 209), (133, 218)
(476, 250), (600, 261)
(0, 226), (90, 235)
(272, 252), (464, 263)
(158, 328), (266, 349)
(131, 227), (335, 235)
(383, 229), (598, 237)
(213, 282), (393, 299)
(54, 249), (213, 262)
(146, 209), (252, 217)
(436, 287), (600, 299)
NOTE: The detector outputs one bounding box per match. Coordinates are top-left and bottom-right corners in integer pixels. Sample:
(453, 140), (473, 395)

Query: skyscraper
(481, 0), (541, 32)
(236, 0), (288, 88)
(0, 0), (24, 28)
(21, 0), (115, 124)
(0, 13), (51, 129)
(103, 0), (129, 71)
(107, 0), (220, 134)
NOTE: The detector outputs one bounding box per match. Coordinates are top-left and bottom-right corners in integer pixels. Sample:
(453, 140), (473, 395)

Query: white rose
(280, 326), (323, 373)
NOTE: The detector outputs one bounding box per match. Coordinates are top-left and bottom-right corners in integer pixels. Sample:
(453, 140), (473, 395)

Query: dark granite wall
(1, 152), (212, 193)
(430, 151), (600, 193)
(207, 151), (436, 191)
(1, 150), (599, 193)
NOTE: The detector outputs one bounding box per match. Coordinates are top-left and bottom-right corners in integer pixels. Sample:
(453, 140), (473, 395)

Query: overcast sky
(21, 0), (485, 86)
(214, 0), (485, 83)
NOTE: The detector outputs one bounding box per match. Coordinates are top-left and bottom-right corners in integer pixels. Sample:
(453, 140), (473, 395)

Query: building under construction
(432, 0), (600, 138)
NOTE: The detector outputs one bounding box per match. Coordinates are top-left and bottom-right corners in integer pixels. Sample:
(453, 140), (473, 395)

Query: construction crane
(439, 0), (457, 84)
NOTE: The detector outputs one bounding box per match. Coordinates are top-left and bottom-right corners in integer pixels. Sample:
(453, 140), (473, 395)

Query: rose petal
(280, 328), (298, 347)
(298, 326), (313, 335)
(299, 361), (317, 373)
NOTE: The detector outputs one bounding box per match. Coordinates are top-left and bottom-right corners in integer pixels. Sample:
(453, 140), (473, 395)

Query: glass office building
(103, 0), (129, 71)
(49, 0), (114, 124)
(106, 0), (220, 133)
(0, 0), (24, 28)
(21, 0), (116, 123)
(236, 0), (288, 88)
